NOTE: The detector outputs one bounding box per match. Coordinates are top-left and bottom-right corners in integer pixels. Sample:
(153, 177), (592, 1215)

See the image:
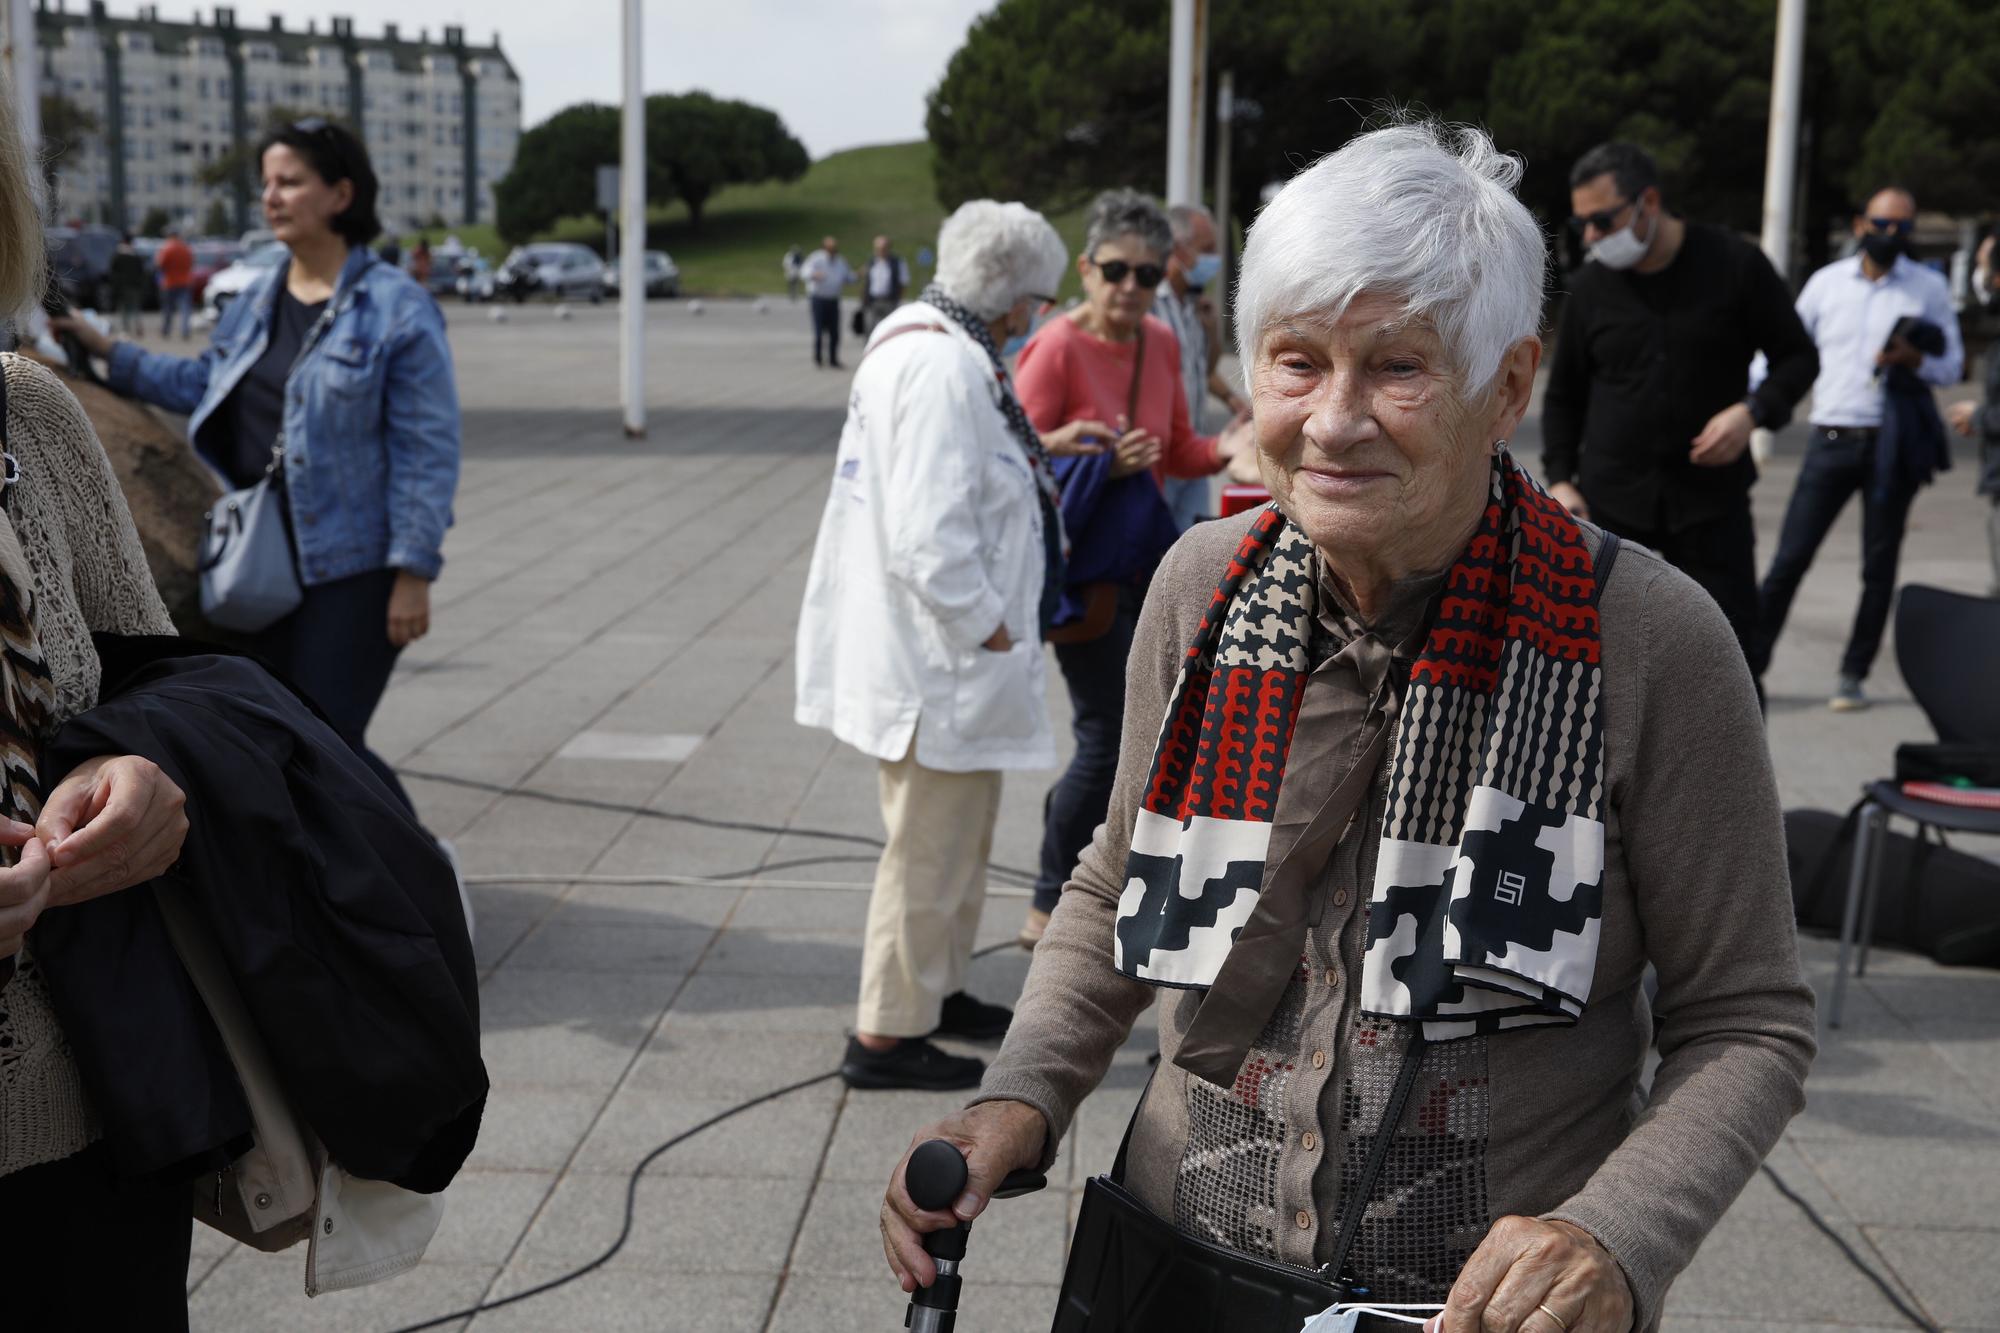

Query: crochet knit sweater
(0, 354), (177, 1178)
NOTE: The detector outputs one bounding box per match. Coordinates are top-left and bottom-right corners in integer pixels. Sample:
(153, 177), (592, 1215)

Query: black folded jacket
(31, 635), (485, 1192)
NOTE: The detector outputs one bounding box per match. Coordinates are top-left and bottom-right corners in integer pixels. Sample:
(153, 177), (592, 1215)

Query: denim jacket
(107, 245), (460, 584)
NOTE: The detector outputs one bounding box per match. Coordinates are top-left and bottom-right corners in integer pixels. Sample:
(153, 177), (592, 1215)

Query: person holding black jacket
(1542, 142), (1818, 659)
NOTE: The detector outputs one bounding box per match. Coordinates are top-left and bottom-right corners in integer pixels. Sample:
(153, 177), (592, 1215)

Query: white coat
(795, 302), (1055, 773)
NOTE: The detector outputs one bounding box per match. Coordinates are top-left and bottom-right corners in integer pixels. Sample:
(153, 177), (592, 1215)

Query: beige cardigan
(0, 354), (177, 1178)
(978, 509), (1817, 1329)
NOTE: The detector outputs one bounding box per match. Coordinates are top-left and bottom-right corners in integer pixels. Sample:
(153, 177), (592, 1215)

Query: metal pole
(619, 0), (645, 438)
(5, 0), (40, 168)
(1187, 0), (1208, 208)
(1759, 0), (1807, 281)
(1213, 70), (1233, 348)
(1166, 0), (1193, 204)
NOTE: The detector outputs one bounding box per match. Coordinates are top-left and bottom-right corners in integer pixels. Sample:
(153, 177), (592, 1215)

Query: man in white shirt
(800, 235), (857, 367)
(860, 234), (911, 336)
(1754, 188), (1964, 710)
(1154, 204), (1251, 528)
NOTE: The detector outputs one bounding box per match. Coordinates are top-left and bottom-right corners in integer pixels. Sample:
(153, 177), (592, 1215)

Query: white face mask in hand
(1301, 1302), (1448, 1331)
(1589, 201), (1655, 270)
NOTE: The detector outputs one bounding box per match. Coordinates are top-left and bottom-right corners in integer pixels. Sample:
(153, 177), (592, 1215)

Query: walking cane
(902, 1139), (1048, 1332)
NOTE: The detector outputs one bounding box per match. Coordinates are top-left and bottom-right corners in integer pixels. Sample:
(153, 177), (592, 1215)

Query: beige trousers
(856, 750), (1003, 1038)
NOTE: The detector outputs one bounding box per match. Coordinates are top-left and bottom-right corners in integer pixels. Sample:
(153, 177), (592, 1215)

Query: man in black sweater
(1542, 142), (1818, 657)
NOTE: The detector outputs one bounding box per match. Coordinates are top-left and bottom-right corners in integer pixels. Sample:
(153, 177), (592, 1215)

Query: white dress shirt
(1794, 254), (1963, 428)
(866, 256), (908, 299)
(800, 250), (856, 300)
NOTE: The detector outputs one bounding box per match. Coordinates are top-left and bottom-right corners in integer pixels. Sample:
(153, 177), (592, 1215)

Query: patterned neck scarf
(1114, 456), (1609, 1080)
(919, 283), (1067, 633)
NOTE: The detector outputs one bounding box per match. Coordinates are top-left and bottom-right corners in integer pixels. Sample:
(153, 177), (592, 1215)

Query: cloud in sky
(209, 0), (996, 158)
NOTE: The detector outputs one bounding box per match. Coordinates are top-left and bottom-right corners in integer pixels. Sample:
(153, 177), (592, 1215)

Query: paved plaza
(178, 299), (2000, 1332)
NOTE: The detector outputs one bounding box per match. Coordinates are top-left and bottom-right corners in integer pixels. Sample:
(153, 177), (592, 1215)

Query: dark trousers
(1754, 427), (1917, 682)
(252, 567), (413, 810)
(810, 296), (841, 364)
(0, 1143), (192, 1330)
(1590, 494), (1760, 666)
(1033, 588), (1143, 913)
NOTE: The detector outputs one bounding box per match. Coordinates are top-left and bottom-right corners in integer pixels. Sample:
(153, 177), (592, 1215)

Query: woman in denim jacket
(61, 120), (459, 804)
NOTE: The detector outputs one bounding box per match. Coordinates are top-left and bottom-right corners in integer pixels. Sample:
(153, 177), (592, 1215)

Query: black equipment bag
(1894, 743), (2000, 787)
(1786, 807), (2000, 968)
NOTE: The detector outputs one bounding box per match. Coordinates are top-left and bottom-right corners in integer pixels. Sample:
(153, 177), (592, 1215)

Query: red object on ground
(1900, 781), (2000, 810)
(1220, 484), (1272, 518)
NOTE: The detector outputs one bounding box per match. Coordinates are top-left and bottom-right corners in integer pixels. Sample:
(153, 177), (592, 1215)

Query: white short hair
(1233, 120), (1546, 397)
(934, 200), (1068, 321)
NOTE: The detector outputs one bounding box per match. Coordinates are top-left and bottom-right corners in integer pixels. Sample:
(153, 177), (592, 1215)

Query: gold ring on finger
(1534, 1303), (1571, 1333)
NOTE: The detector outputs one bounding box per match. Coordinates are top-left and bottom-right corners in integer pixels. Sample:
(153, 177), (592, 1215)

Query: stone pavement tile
(471, 911), (544, 974)
(186, 1248), (230, 1296)
(559, 882), (746, 927)
(569, 1082), (842, 1177)
(729, 885), (875, 931)
(1861, 1225), (2000, 1331)
(511, 1172), (809, 1273)
(627, 1028), (846, 1099)
(1788, 1025), (1999, 1142)
(462, 1085), (609, 1173)
(820, 1087), (980, 1183)
(505, 919), (716, 974)
(660, 970), (857, 1034)
(590, 814), (783, 879)
(477, 968), (677, 1087)
(790, 1180), (1069, 1284)
(1666, 1208), (1919, 1325)
(1921, 1017), (2000, 1108)
(768, 1276), (1063, 1333)
(427, 1170), (560, 1265)
(188, 1248), (494, 1332)
(701, 927), (866, 978)
(1860, 967), (2000, 1025)
(475, 1266), (775, 1333)
(1796, 1140), (2000, 1228)
(1660, 1320), (1909, 1331)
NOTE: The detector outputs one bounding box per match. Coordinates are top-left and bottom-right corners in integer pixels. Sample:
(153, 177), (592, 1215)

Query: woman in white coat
(796, 200), (1109, 1091)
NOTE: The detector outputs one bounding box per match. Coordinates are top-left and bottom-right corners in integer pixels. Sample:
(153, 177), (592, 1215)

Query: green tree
(646, 91), (808, 231)
(138, 206), (172, 237)
(492, 103), (618, 244)
(201, 197), (231, 237)
(39, 92), (100, 200)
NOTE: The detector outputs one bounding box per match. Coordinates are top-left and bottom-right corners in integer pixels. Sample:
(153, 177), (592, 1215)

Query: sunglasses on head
(1568, 198), (1634, 234)
(1864, 216), (1913, 235)
(1088, 257), (1165, 288)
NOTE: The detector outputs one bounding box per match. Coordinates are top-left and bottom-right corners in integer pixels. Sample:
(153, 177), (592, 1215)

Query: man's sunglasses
(1568, 199), (1634, 234)
(1088, 257), (1165, 288)
(1864, 216), (1914, 235)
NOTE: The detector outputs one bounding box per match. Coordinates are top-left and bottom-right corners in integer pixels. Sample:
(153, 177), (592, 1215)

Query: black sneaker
(840, 1036), (985, 1091)
(933, 991), (1013, 1042)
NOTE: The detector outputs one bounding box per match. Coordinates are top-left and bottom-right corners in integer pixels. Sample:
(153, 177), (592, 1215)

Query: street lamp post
(619, 0), (645, 439)
(1164, 0), (1208, 206)
(1752, 0), (1807, 465)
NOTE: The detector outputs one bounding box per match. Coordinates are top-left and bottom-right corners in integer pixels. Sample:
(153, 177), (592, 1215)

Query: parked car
(201, 241), (288, 320)
(602, 250), (681, 299)
(454, 254), (496, 302)
(45, 224), (121, 310)
(494, 243), (605, 304)
(188, 240), (242, 305)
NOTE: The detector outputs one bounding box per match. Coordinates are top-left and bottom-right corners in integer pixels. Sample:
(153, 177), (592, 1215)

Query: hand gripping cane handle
(903, 1140), (1048, 1332)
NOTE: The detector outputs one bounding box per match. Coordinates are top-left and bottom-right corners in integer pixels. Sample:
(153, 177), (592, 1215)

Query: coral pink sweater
(1014, 312), (1221, 480)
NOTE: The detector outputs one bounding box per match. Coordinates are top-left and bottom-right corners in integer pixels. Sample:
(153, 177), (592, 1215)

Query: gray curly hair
(1082, 188), (1173, 262)
(933, 200), (1068, 321)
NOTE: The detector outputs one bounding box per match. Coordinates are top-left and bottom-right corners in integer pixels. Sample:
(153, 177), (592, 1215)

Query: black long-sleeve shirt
(1541, 222), (1818, 532)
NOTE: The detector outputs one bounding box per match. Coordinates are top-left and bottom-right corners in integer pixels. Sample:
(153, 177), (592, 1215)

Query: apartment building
(37, 0), (521, 235)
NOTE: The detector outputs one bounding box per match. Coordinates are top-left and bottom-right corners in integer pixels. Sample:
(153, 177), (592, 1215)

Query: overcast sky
(214, 0), (997, 158)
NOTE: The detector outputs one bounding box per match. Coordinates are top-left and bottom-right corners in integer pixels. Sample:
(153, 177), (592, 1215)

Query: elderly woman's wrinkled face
(1078, 233), (1161, 336)
(1252, 292), (1496, 579)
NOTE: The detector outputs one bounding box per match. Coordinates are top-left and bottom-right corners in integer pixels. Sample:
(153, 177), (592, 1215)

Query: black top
(1541, 221), (1819, 532)
(221, 286), (326, 489)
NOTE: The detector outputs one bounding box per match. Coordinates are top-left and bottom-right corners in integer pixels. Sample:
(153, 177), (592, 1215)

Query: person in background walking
(796, 200), (1096, 1091)
(801, 236), (856, 368)
(57, 119), (459, 804)
(1012, 189), (1250, 948)
(154, 227), (194, 340)
(109, 232), (147, 337)
(861, 234), (910, 337)
(783, 244), (804, 301)
(1753, 187), (1964, 710)
(1155, 203), (1253, 529)
(1541, 142), (1818, 662)
(409, 235), (432, 288)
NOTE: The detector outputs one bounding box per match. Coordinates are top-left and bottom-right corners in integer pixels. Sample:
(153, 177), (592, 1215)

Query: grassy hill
(421, 140), (1092, 300)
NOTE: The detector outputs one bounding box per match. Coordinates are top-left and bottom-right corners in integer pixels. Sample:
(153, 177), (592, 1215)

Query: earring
(1492, 438), (1510, 455)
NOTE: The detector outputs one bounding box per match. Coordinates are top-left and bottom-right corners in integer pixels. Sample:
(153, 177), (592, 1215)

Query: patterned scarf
(919, 283), (1067, 633)
(1114, 456), (1608, 1056)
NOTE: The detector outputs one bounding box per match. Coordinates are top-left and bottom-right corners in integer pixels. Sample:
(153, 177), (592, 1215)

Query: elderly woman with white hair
(796, 199), (1104, 1093)
(878, 124), (1816, 1331)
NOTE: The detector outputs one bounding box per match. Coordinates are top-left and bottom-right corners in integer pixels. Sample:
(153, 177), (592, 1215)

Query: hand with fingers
(1426, 1216), (1633, 1333)
(880, 1100), (1046, 1294)
(0, 819), (53, 959)
(1107, 427), (1165, 479)
(36, 754), (189, 909)
(1041, 418), (1115, 458)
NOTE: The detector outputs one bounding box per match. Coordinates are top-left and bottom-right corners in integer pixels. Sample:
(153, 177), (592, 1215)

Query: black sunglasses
(1568, 198), (1634, 234)
(1864, 216), (1914, 235)
(289, 117), (337, 136)
(1088, 257), (1165, 288)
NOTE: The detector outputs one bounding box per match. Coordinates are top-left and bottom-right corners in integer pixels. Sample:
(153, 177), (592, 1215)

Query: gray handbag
(197, 302), (339, 632)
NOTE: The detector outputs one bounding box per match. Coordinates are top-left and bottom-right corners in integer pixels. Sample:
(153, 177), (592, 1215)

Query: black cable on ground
(399, 766), (1040, 885)
(383, 938), (1028, 1331)
(1759, 1161), (1940, 1331)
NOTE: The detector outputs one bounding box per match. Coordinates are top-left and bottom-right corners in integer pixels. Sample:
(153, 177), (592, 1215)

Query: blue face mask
(1187, 252), (1223, 290)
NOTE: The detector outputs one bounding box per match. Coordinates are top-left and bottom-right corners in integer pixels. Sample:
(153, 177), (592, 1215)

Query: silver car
(496, 243), (605, 304)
